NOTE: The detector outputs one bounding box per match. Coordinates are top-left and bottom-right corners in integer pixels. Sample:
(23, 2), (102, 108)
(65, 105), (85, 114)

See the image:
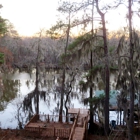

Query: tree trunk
(89, 49), (94, 133)
(95, 0), (110, 135)
(35, 63), (39, 115)
(59, 69), (65, 122)
(89, 1), (94, 133)
(35, 42), (40, 115)
(35, 35), (42, 115)
(59, 12), (70, 122)
(128, 0), (134, 139)
(89, 85), (94, 133)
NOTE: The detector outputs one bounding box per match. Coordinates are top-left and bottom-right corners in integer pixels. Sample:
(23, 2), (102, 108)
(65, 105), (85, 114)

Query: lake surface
(0, 70), (87, 129)
(0, 70), (121, 129)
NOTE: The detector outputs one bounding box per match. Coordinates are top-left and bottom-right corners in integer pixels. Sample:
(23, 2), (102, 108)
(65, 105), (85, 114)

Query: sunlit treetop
(0, 5), (8, 36)
(0, 16), (8, 36)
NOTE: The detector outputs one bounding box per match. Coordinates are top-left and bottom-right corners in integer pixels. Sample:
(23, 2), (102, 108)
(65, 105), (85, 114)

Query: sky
(0, 0), (140, 37)
(0, 0), (59, 36)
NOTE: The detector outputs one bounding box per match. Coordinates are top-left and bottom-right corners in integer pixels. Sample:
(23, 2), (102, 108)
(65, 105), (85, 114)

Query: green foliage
(110, 65), (118, 70)
(98, 81), (105, 90)
(86, 91), (115, 105)
(79, 80), (89, 92)
(68, 32), (92, 51)
(60, 53), (71, 65)
(87, 65), (103, 78)
(0, 16), (8, 36)
(99, 93), (105, 98)
(110, 65), (118, 74)
(60, 53), (70, 60)
(79, 80), (85, 85)
(46, 20), (67, 39)
(79, 65), (104, 92)
(109, 46), (115, 53)
(68, 35), (85, 50)
(88, 93), (105, 105)
(0, 52), (4, 64)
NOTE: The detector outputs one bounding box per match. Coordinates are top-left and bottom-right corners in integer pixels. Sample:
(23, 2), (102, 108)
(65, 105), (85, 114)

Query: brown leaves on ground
(1, 129), (140, 140)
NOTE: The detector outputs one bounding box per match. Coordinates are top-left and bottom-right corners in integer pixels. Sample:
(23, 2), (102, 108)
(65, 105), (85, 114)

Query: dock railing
(25, 114), (39, 127)
(83, 116), (89, 140)
(25, 125), (71, 138)
(39, 114), (72, 123)
(55, 127), (71, 138)
(24, 110), (89, 139)
(24, 114), (72, 139)
(24, 126), (42, 138)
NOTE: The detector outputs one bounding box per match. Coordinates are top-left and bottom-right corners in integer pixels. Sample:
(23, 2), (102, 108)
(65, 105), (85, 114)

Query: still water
(0, 70), (120, 129)
(0, 70), (86, 129)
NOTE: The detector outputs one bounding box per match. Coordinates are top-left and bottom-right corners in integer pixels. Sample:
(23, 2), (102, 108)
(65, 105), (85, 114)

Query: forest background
(0, 0), (140, 140)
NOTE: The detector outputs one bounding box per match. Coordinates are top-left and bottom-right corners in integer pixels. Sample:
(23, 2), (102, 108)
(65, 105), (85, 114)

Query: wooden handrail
(39, 114), (71, 123)
(55, 127), (71, 138)
(25, 125), (71, 138)
(83, 116), (89, 140)
(83, 116), (88, 128)
(69, 109), (80, 140)
(25, 114), (39, 127)
(24, 110), (89, 139)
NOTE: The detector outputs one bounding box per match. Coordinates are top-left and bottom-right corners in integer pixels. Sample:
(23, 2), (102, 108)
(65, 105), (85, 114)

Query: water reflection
(0, 79), (20, 111)
(0, 71), (85, 129)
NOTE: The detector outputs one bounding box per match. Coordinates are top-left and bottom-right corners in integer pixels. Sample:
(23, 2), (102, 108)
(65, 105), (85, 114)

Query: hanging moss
(60, 53), (71, 62)
(68, 35), (85, 50)
(79, 80), (85, 85)
(79, 80), (89, 92)
(109, 46), (115, 53)
(98, 81), (105, 90)
(84, 65), (103, 78)
(23, 91), (34, 113)
(40, 91), (46, 101)
(84, 94), (105, 106)
(68, 32), (92, 51)
(0, 52), (4, 64)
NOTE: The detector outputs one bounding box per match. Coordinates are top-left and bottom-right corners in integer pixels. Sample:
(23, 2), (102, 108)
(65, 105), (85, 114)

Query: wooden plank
(55, 128), (70, 138)
(72, 127), (85, 140)
(79, 109), (89, 115)
(73, 134), (84, 140)
(41, 127), (54, 137)
(75, 127), (85, 130)
(69, 110), (80, 140)
(26, 122), (44, 128)
(68, 108), (89, 115)
(24, 126), (42, 138)
(68, 108), (80, 114)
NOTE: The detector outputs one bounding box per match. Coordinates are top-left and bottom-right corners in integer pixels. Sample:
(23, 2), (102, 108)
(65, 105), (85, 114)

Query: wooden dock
(24, 108), (89, 140)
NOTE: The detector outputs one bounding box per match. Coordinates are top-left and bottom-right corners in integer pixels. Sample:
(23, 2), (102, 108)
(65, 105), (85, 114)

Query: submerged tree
(23, 30), (46, 116)
(34, 30), (43, 114)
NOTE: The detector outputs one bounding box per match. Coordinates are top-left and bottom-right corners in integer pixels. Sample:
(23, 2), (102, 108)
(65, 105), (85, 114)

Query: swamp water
(0, 70), (86, 129)
(0, 70), (120, 129)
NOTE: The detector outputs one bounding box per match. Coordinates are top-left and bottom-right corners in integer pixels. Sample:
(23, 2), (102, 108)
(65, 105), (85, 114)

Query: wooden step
(72, 127), (85, 140)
